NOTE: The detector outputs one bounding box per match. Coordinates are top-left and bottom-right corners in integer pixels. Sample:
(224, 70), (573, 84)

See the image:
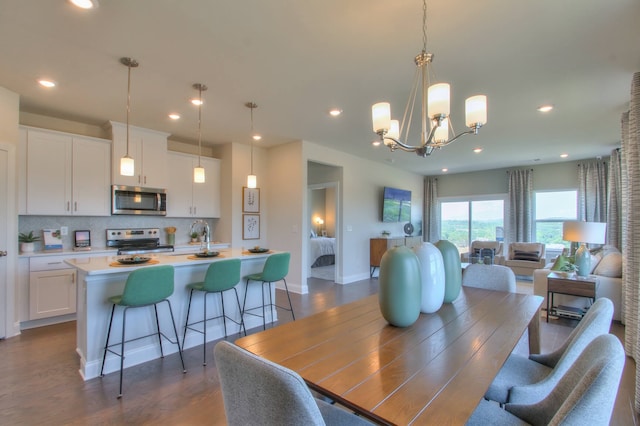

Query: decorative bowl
(248, 247), (269, 253)
(117, 256), (151, 265)
(195, 251), (219, 258)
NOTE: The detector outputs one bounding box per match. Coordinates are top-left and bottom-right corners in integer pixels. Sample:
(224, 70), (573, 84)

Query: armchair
(498, 242), (546, 278)
(461, 240), (503, 263)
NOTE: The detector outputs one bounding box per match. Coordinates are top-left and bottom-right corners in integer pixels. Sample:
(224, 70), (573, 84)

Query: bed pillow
(512, 250), (540, 261)
(593, 252), (623, 278)
(310, 230), (317, 238)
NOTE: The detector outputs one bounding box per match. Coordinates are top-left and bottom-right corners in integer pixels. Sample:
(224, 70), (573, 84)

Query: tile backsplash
(19, 216), (218, 251)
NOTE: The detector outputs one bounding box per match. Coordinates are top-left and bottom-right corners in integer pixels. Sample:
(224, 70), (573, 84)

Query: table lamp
(562, 221), (607, 277)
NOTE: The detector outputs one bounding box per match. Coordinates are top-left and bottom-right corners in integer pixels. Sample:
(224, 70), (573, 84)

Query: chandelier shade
(371, 0), (487, 157)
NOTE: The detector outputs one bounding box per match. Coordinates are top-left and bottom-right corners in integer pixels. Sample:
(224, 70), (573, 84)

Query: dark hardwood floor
(0, 277), (636, 425)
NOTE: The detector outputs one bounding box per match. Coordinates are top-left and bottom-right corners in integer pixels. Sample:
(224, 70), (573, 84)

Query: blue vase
(414, 242), (445, 313)
(379, 246), (422, 327)
(435, 240), (462, 303)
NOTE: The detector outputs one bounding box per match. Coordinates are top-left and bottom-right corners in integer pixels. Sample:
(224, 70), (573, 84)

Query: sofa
(497, 242), (546, 278)
(533, 246), (623, 322)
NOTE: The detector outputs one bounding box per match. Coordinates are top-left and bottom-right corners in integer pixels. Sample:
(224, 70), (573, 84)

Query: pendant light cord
(197, 85), (202, 168)
(250, 105), (254, 175)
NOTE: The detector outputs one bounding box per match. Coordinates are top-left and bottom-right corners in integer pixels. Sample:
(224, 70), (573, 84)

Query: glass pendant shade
(385, 120), (400, 146)
(433, 119), (449, 143)
(247, 174), (257, 189)
(427, 83), (450, 118)
(120, 155), (134, 176)
(465, 95), (488, 127)
(372, 102), (391, 133)
(194, 166), (205, 183)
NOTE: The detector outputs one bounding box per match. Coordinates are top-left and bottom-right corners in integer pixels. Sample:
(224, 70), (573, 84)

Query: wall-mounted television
(382, 186), (411, 223)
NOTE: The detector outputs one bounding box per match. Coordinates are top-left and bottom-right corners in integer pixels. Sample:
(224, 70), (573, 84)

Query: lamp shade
(465, 95), (487, 127)
(120, 156), (134, 177)
(432, 119), (449, 143)
(427, 83), (450, 118)
(386, 119), (400, 142)
(193, 166), (205, 183)
(562, 221), (606, 244)
(247, 174), (257, 189)
(372, 102), (391, 133)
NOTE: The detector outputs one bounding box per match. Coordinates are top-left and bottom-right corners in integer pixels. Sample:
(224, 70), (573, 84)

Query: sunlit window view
(534, 190), (578, 252)
(441, 199), (504, 253)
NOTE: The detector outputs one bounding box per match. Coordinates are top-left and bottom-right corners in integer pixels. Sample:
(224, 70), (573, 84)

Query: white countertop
(65, 248), (275, 275)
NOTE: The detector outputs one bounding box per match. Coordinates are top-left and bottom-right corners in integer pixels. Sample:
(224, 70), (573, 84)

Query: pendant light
(245, 102), (260, 189)
(193, 83), (207, 183)
(120, 57), (138, 177)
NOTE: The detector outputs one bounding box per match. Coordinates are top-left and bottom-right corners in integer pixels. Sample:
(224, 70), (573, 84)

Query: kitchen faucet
(190, 220), (210, 251)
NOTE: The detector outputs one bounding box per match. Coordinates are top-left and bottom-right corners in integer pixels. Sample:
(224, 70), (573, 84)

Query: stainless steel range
(106, 228), (174, 255)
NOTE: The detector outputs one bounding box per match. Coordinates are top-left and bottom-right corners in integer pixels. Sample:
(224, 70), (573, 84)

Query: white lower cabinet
(28, 256), (77, 320)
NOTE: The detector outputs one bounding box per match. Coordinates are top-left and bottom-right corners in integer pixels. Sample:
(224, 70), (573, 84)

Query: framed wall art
(243, 214), (260, 240)
(243, 187), (260, 213)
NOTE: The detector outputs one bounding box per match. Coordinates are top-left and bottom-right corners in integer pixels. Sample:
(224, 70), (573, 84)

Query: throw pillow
(593, 252), (623, 278)
(513, 250), (540, 262)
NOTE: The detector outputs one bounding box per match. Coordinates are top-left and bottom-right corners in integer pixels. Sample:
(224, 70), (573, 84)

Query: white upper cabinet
(108, 121), (169, 188)
(20, 126), (111, 216)
(166, 151), (220, 218)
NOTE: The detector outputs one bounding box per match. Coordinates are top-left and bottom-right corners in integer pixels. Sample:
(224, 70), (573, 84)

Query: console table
(546, 272), (597, 323)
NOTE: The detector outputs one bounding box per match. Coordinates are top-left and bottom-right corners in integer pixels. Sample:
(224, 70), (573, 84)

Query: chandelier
(371, 0), (487, 157)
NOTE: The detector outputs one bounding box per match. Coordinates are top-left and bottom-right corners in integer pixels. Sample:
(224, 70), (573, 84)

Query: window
(534, 190), (578, 253)
(440, 198), (505, 253)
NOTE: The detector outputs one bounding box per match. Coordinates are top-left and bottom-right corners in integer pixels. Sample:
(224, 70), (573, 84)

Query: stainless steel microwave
(112, 185), (167, 216)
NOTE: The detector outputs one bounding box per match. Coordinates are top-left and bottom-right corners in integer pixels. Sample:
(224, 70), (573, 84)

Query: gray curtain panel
(423, 177), (440, 243)
(578, 160), (608, 223)
(607, 148), (622, 249)
(622, 72), (640, 414)
(506, 169), (533, 244)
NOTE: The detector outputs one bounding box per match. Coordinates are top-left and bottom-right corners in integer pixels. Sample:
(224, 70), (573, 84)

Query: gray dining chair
(214, 341), (373, 426)
(462, 263), (516, 293)
(467, 333), (624, 425)
(485, 297), (614, 404)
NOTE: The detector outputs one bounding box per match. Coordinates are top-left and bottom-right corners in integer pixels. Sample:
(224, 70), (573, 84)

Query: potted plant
(190, 232), (199, 243)
(18, 231), (40, 253)
(558, 262), (578, 278)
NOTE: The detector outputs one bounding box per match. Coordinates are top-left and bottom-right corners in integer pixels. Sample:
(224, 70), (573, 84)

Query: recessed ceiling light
(537, 105), (554, 112)
(372, 140), (381, 147)
(69, 0), (99, 9)
(252, 134), (262, 141)
(191, 98), (203, 106)
(441, 168), (448, 172)
(168, 113), (180, 120)
(473, 147), (482, 153)
(38, 79), (56, 88)
(560, 153), (569, 158)
(329, 108), (342, 117)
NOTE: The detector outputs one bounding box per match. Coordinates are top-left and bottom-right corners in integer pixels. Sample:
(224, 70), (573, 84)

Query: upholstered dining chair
(485, 297), (614, 405)
(214, 341), (373, 426)
(461, 263), (516, 293)
(467, 333), (624, 425)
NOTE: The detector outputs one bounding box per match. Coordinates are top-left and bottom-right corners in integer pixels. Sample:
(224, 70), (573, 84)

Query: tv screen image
(382, 187), (411, 223)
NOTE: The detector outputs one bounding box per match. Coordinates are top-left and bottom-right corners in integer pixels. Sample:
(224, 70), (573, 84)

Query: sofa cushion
(513, 250), (540, 262)
(594, 252), (623, 278)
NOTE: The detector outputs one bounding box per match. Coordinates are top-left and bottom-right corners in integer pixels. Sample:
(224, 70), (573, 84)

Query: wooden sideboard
(370, 236), (422, 276)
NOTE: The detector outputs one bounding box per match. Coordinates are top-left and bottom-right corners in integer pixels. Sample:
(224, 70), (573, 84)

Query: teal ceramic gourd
(378, 245), (422, 327)
(435, 240), (462, 303)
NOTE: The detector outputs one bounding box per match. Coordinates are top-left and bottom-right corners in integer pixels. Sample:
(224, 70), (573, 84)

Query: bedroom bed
(309, 236), (336, 268)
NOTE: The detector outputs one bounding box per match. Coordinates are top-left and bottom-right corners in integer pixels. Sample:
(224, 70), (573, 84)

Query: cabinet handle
(138, 175), (141, 184)
(74, 201), (78, 212)
(144, 176), (147, 185)
(47, 262), (63, 265)
(193, 206), (196, 215)
(67, 201), (70, 211)
(189, 206), (192, 215)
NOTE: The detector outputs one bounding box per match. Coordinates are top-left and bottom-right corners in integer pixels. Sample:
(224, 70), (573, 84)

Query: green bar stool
(242, 252), (294, 330)
(182, 258), (245, 365)
(99, 265), (186, 398)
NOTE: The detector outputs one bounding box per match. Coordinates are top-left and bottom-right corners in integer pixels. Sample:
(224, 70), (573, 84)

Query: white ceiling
(1, 0), (639, 175)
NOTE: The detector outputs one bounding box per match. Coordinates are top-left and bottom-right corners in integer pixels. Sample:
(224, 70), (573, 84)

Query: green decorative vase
(435, 240), (462, 303)
(378, 245), (422, 327)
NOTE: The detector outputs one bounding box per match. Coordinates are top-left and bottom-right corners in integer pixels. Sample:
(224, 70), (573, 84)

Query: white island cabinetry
(20, 126), (111, 216)
(166, 151), (220, 218)
(67, 249), (277, 380)
(108, 121), (169, 188)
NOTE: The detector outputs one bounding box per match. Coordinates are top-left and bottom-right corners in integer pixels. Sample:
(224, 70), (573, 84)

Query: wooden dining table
(235, 287), (543, 425)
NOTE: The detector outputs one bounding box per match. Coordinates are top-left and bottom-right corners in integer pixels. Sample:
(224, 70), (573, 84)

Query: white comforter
(309, 237), (335, 266)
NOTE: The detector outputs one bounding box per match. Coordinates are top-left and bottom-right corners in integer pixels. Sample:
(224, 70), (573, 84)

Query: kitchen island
(66, 248), (278, 380)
